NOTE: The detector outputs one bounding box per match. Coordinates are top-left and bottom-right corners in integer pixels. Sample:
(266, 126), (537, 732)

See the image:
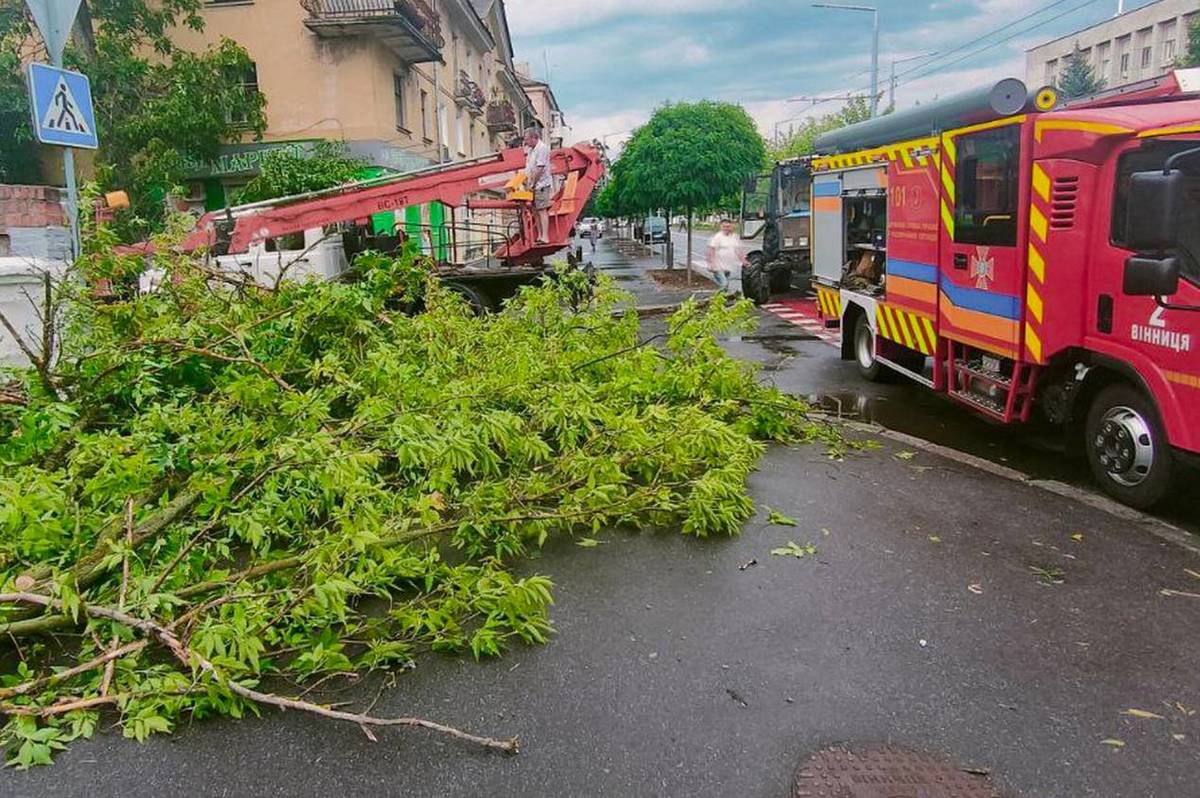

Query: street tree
(236, 141), (369, 204)
(1183, 13), (1200, 67)
(0, 0), (266, 238)
(770, 96), (871, 161)
(614, 101), (765, 269)
(1057, 43), (1106, 100)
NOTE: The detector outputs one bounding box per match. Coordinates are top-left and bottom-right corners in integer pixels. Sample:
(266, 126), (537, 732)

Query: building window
(953, 125), (1020, 247)
(1120, 52), (1130, 78)
(1101, 58), (1111, 78)
(394, 74), (406, 130)
(1163, 39), (1176, 64)
(1141, 46), (1153, 70)
(225, 63), (258, 127)
(420, 89), (430, 141)
(1044, 60), (1057, 85)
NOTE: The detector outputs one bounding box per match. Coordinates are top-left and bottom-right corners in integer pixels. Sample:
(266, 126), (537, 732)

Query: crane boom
(173, 143), (605, 267)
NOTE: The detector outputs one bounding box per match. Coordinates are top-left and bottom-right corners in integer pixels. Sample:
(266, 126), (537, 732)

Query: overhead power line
(892, 0), (1107, 92)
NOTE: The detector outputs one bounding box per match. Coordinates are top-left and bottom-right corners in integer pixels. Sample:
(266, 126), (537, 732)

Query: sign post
(24, 0), (88, 258)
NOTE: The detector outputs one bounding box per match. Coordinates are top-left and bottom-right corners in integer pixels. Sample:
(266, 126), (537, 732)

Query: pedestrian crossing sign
(27, 63), (98, 149)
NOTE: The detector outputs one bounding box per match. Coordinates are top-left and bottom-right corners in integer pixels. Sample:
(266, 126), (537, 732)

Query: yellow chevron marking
(889, 306), (917, 351)
(940, 163), (955, 203)
(1028, 243), (1045, 282)
(942, 135), (957, 166)
(1025, 323), (1043, 362)
(921, 317), (937, 349)
(1026, 284), (1044, 324)
(1030, 206), (1048, 242)
(1139, 123), (1200, 139)
(876, 307), (892, 340)
(947, 115), (1027, 140)
(941, 199), (955, 239)
(1035, 119), (1133, 142)
(901, 148), (913, 168)
(1032, 163), (1051, 203)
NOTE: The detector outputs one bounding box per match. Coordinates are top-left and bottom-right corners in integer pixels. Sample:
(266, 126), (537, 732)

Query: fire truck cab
(811, 72), (1200, 509)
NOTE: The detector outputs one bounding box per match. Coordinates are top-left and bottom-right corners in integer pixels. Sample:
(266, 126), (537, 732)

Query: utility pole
(813, 3), (880, 117)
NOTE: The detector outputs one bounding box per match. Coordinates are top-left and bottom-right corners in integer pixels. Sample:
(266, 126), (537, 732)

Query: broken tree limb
(0, 593), (519, 754)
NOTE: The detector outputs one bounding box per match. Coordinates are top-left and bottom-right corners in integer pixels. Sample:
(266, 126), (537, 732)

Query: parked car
(642, 216), (668, 244)
(579, 217), (603, 238)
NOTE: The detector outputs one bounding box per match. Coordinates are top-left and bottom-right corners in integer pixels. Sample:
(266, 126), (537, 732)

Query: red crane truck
(121, 144), (605, 312)
(810, 72), (1200, 509)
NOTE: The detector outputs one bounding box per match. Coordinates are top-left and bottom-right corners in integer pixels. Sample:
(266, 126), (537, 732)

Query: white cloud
(566, 108), (650, 152)
(505, 0), (747, 36)
(641, 37), (713, 68)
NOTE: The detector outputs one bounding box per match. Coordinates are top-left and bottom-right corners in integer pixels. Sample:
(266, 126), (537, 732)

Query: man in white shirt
(706, 219), (746, 295)
(523, 127), (553, 244)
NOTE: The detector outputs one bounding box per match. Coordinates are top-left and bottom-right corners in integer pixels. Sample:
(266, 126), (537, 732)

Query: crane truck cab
(739, 159), (813, 303)
(810, 71), (1200, 509)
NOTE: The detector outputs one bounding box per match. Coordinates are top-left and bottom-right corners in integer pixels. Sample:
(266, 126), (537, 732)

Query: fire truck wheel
(1084, 384), (1174, 509)
(854, 314), (885, 382)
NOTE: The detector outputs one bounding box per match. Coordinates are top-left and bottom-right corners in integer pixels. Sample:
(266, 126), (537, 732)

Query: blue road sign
(27, 62), (98, 149)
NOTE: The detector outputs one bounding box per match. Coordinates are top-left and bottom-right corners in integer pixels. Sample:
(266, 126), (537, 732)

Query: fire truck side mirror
(1125, 170), (1184, 251)
(1123, 255), (1180, 297)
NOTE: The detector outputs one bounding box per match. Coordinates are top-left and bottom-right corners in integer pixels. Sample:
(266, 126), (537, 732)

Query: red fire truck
(811, 72), (1200, 509)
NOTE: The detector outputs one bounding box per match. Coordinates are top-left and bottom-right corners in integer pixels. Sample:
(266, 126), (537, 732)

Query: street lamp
(889, 51), (938, 111)
(813, 3), (880, 117)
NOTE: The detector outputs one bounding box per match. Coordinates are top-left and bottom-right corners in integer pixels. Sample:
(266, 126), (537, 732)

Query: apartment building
(515, 62), (567, 149)
(1026, 0), (1198, 91)
(170, 0), (538, 207)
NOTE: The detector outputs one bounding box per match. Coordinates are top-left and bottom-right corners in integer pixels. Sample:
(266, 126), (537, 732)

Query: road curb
(830, 418), (1200, 556)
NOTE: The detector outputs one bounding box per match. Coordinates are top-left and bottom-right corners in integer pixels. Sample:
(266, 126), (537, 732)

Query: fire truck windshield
(1112, 141), (1200, 285)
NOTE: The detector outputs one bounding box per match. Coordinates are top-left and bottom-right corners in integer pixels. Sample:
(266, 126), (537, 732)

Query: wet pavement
(5, 237), (1198, 798)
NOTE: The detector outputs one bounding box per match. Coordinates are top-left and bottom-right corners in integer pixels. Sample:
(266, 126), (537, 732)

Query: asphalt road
(4, 238), (1198, 797)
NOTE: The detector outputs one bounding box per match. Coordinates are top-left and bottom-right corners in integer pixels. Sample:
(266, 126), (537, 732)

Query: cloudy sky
(505, 0), (1160, 148)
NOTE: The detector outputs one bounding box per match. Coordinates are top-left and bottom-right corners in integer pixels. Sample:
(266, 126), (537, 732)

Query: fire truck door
(939, 123), (1025, 360)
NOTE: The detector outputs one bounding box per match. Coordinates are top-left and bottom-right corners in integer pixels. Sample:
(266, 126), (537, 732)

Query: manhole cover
(793, 743), (1004, 798)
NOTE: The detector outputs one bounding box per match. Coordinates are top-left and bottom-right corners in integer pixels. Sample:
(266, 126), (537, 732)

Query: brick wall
(0, 184), (69, 258)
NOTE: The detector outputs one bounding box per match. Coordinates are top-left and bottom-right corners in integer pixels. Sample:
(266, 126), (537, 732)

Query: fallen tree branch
(0, 640), (148, 701)
(0, 593), (518, 754)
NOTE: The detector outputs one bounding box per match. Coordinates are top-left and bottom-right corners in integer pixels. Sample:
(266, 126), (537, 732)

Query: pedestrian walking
(523, 127), (553, 244)
(706, 219), (746, 295)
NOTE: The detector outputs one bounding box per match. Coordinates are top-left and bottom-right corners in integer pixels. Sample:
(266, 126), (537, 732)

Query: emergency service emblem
(971, 247), (994, 290)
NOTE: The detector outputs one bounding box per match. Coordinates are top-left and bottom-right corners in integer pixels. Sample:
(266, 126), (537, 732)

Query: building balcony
(301, 0), (444, 64)
(485, 100), (517, 133)
(455, 71), (486, 115)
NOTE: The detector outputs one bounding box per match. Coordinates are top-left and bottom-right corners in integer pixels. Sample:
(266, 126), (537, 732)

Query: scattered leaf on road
(928, 535), (942, 544)
(1161, 589), (1200, 599)
(1101, 738), (1126, 748)
(1172, 734), (1187, 742)
(1071, 533), (1084, 543)
(1030, 565), (1065, 585)
(1123, 708), (1164, 720)
(968, 584), (983, 595)
(895, 451), (917, 460)
(766, 508), (798, 527)
(739, 558), (758, 571)
(771, 541), (817, 559)
(576, 538), (602, 548)
(1184, 568), (1200, 581)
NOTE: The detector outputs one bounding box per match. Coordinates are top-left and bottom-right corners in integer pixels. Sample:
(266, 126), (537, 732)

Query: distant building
(1026, 0), (1198, 91)
(170, 0), (538, 208)
(515, 62), (568, 148)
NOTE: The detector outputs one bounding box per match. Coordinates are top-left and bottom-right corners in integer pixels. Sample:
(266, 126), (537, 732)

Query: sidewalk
(589, 235), (717, 309)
